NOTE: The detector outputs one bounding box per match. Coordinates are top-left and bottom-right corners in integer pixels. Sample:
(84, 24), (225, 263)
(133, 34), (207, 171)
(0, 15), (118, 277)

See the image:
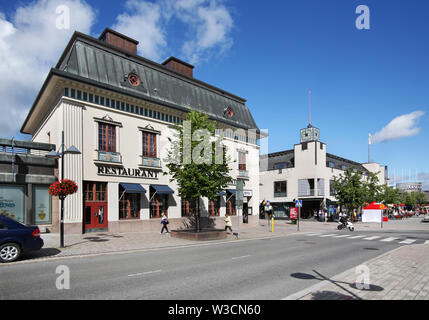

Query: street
(1, 226), (428, 300)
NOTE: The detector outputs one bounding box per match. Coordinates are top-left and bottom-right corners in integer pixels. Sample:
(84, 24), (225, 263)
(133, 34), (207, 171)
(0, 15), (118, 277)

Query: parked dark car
(0, 215), (44, 263)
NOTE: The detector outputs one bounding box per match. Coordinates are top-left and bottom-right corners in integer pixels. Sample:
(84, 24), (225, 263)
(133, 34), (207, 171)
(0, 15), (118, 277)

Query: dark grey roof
(260, 149), (368, 172)
(260, 149), (295, 171)
(326, 153), (368, 172)
(56, 32), (258, 130)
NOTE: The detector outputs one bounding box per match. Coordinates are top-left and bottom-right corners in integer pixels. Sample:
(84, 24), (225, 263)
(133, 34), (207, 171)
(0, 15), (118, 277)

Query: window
(0, 185), (25, 223)
(119, 185), (140, 220)
(98, 123), (116, 152)
(181, 198), (196, 217)
(209, 197), (221, 216)
(302, 142), (308, 150)
(84, 182), (107, 202)
(274, 162), (287, 170)
(142, 131), (157, 158)
(341, 165), (347, 171)
(0, 222), (6, 230)
(274, 181), (287, 197)
(328, 161), (335, 168)
(238, 151), (246, 171)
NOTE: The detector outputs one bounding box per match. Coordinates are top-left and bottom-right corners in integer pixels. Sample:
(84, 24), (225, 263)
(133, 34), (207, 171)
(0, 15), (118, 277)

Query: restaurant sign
(97, 165), (159, 179)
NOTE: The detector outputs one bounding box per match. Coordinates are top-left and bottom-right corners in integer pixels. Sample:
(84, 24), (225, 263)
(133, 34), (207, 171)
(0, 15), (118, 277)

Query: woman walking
(160, 213), (169, 234)
(224, 213), (232, 233)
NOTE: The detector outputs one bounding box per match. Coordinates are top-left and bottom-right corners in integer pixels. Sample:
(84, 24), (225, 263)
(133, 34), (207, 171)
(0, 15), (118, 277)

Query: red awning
(363, 202), (385, 210)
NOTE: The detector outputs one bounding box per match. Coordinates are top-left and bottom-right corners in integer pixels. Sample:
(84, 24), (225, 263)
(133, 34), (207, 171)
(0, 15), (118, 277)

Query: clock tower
(300, 124), (320, 143)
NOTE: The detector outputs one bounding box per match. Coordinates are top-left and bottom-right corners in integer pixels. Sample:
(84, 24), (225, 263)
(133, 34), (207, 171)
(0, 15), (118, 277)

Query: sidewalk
(284, 242), (429, 300)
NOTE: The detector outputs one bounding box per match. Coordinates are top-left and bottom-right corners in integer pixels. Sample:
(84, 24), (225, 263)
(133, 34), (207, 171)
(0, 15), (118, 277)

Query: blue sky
(0, 0), (428, 188)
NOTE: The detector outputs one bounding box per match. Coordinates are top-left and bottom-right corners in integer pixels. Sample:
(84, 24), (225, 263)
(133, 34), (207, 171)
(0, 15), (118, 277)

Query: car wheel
(0, 243), (21, 263)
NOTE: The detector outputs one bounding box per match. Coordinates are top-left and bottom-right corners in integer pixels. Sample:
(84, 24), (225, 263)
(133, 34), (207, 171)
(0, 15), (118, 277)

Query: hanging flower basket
(48, 179), (78, 200)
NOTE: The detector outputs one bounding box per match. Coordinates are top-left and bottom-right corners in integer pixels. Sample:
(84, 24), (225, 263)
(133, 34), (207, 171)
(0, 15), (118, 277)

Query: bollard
(271, 217), (274, 232)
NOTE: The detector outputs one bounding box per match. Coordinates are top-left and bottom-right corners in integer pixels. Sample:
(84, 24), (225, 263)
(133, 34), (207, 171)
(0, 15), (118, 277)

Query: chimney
(162, 56), (194, 78)
(99, 28), (139, 55)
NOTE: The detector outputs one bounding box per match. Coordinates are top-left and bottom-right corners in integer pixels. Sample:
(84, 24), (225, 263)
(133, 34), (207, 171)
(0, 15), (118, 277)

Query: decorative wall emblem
(224, 106), (234, 118)
(128, 73), (140, 87)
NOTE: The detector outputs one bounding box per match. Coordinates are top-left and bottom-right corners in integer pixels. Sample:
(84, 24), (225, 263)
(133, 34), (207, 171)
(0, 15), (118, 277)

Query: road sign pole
(298, 206), (300, 231)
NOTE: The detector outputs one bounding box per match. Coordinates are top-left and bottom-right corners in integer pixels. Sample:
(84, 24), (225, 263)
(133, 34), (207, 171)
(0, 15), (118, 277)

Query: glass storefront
(0, 185), (25, 223)
(34, 185), (51, 224)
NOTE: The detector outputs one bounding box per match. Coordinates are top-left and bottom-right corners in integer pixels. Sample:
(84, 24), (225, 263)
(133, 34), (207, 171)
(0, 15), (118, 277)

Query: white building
(259, 123), (388, 219)
(20, 28), (262, 233)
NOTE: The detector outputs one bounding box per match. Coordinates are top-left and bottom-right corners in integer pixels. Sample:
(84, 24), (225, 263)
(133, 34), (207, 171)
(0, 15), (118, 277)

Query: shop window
(150, 190), (168, 218)
(209, 197), (220, 216)
(181, 198), (196, 217)
(119, 191), (140, 220)
(98, 123), (116, 152)
(33, 185), (51, 225)
(0, 185), (25, 223)
(226, 191), (236, 216)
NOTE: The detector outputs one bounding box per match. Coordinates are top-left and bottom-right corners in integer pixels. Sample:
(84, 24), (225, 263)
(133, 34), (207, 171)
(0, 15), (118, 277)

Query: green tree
(164, 109), (233, 232)
(380, 185), (401, 205)
(363, 171), (383, 203)
(332, 167), (367, 213)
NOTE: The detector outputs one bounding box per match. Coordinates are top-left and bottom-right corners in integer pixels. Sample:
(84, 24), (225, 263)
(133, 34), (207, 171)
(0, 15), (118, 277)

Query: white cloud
(0, 0), (96, 136)
(372, 111), (425, 144)
(113, 0), (234, 64)
(112, 0), (167, 61)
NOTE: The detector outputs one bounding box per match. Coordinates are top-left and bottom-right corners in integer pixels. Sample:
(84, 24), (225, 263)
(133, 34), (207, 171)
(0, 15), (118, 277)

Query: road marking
(232, 255), (250, 260)
(306, 233), (322, 237)
(380, 237), (399, 242)
(348, 235), (366, 239)
(128, 269), (162, 277)
(319, 234), (337, 237)
(332, 235), (352, 238)
(363, 236), (381, 240)
(399, 239), (417, 244)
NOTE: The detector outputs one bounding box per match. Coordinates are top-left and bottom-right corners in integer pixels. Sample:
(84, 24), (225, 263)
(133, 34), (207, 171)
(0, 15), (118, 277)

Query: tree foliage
(164, 109), (233, 230)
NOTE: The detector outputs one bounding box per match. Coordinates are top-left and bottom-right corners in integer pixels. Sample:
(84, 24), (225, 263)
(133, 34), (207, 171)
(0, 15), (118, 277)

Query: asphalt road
(1, 228), (428, 300)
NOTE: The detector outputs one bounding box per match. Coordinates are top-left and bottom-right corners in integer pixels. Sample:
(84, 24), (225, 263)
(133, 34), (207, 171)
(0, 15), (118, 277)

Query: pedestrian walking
(160, 213), (169, 234)
(224, 213), (232, 233)
(324, 210), (328, 224)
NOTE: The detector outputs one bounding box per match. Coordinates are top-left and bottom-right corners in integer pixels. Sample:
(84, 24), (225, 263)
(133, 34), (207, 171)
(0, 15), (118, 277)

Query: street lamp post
(46, 131), (81, 248)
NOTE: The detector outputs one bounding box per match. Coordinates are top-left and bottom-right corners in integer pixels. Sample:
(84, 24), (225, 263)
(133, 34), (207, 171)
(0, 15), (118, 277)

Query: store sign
(97, 165), (160, 179)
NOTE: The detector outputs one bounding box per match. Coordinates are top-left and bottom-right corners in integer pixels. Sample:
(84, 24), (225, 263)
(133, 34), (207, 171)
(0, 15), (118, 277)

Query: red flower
(49, 179), (78, 197)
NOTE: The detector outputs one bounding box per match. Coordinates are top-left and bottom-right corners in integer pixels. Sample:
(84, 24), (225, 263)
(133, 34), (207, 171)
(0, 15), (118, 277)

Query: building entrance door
(84, 202), (108, 231)
(83, 182), (108, 232)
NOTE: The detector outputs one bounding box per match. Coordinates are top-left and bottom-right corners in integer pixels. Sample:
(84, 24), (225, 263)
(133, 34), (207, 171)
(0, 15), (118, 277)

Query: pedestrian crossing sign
(295, 200), (302, 207)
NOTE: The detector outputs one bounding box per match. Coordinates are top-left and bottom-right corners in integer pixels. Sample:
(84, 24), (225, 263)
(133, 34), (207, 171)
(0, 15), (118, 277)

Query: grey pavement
(285, 242), (429, 300)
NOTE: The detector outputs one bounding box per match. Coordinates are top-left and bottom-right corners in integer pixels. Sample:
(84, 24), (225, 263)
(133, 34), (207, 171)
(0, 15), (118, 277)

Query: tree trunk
(196, 197), (200, 233)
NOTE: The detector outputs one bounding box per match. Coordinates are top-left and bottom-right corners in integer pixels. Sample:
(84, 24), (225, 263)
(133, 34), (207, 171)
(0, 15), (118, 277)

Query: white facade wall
(32, 94), (260, 232)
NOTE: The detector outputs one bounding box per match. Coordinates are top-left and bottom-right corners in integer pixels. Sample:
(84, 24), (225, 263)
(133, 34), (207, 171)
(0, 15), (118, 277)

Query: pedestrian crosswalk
(305, 232), (425, 245)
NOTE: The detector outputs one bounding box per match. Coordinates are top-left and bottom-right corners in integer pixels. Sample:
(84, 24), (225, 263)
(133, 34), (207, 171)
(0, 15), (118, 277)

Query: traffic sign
(295, 200), (302, 207)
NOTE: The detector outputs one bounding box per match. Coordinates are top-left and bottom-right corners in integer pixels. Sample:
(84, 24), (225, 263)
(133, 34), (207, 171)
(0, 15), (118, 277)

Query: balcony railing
(98, 150), (121, 163)
(141, 156), (161, 168)
(298, 189), (315, 197)
(274, 192), (287, 198)
(238, 170), (249, 178)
